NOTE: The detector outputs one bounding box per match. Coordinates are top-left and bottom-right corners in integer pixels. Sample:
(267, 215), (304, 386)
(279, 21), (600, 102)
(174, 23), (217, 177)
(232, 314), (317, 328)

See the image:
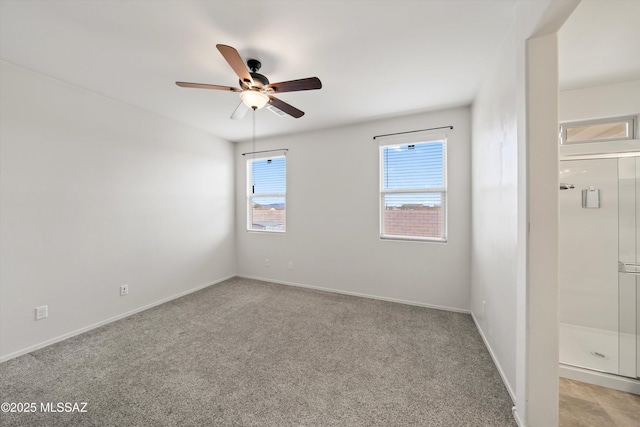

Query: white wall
(471, 1), (578, 425)
(559, 79), (640, 122)
(0, 61), (236, 360)
(471, 31), (519, 401)
(235, 107), (471, 311)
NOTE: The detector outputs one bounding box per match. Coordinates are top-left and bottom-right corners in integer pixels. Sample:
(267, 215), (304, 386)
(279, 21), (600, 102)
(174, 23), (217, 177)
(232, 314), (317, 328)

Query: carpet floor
(0, 277), (516, 426)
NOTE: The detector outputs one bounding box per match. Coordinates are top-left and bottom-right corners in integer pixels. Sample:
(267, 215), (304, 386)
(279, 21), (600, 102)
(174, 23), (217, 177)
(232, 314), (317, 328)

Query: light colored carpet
(0, 277), (516, 426)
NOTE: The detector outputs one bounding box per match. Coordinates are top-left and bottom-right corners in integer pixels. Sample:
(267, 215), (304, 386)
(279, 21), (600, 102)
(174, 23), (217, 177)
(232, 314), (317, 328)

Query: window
(379, 135), (447, 241)
(560, 116), (636, 145)
(247, 155), (286, 232)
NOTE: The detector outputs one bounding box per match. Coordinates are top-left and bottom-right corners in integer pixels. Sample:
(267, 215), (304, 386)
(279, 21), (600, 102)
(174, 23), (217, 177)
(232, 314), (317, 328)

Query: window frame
(378, 133), (448, 242)
(559, 116), (637, 145)
(246, 154), (287, 233)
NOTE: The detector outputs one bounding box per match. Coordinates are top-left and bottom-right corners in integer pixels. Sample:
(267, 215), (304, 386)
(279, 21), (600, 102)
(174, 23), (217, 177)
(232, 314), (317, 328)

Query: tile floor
(559, 378), (640, 426)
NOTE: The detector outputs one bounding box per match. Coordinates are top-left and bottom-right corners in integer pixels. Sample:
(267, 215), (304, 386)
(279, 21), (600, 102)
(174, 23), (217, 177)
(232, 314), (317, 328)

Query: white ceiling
(559, 0), (640, 91)
(0, 0), (519, 141)
(1, 1), (638, 142)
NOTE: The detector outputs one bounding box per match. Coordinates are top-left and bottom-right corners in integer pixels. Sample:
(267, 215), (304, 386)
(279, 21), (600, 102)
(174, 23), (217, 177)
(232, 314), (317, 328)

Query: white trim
(246, 155), (287, 232)
(0, 275), (234, 363)
(559, 139), (640, 159)
(379, 138), (448, 241)
(380, 235), (447, 243)
(237, 274), (470, 314)
(471, 311), (517, 404)
(512, 407), (524, 427)
(559, 364), (640, 395)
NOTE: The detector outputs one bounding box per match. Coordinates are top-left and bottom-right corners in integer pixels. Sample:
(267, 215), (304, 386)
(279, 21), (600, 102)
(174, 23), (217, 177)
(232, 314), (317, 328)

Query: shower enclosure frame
(558, 136), (640, 395)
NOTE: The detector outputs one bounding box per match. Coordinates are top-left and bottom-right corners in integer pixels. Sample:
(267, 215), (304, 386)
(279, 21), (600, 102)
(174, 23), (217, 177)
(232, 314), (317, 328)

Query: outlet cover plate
(36, 305), (48, 320)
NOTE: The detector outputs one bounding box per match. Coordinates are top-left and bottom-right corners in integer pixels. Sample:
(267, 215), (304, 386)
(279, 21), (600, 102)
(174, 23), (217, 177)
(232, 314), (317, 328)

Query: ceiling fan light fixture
(240, 90), (269, 110)
(177, 44), (320, 118)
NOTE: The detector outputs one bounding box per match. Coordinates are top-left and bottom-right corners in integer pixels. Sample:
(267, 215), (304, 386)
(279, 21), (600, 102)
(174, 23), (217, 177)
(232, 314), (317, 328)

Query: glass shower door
(559, 158), (620, 374)
(559, 156), (638, 378)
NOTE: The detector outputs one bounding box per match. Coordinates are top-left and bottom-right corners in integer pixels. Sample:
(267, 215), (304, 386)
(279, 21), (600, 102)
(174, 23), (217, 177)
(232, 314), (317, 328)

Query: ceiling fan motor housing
(249, 73), (269, 88)
(241, 59), (269, 89)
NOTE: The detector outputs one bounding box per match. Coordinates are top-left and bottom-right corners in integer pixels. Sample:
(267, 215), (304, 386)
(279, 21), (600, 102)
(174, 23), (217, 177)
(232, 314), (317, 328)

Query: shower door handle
(618, 262), (640, 275)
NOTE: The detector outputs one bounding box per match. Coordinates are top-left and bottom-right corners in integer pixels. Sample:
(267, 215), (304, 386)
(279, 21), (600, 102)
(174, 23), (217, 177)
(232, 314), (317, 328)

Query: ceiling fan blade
(216, 44), (254, 86)
(176, 82), (241, 92)
(267, 77), (322, 93)
(268, 96), (304, 118)
(230, 102), (250, 120)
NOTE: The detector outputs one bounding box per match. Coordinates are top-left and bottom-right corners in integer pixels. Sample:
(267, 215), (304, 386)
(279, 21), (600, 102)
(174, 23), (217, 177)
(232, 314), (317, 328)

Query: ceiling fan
(176, 44), (322, 119)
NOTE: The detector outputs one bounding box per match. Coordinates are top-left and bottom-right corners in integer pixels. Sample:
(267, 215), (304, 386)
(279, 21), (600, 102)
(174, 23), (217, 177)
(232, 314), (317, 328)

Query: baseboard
(237, 274), (471, 314)
(0, 275), (234, 363)
(560, 363), (640, 395)
(470, 311), (517, 404)
(512, 406), (524, 427)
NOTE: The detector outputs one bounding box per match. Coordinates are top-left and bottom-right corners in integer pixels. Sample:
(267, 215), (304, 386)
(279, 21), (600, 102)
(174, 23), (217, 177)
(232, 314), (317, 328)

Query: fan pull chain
(252, 107), (256, 194)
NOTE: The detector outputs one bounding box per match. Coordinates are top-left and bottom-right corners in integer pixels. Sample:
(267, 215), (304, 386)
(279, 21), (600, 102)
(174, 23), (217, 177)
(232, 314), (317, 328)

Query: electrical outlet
(36, 305), (48, 320)
(120, 285), (129, 296)
(288, 262), (294, 270)
(265, 259), (270, 267)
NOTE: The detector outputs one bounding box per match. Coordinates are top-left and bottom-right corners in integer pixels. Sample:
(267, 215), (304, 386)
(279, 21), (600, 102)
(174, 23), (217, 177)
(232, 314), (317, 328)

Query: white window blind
(379, 134), (447, 241)
(247, 155), (286, 232)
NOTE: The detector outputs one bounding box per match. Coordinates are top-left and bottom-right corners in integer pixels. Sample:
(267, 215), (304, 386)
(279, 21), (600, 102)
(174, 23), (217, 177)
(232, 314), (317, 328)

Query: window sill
(380, 235), (447, 243)
(246, 229), (286, 234)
